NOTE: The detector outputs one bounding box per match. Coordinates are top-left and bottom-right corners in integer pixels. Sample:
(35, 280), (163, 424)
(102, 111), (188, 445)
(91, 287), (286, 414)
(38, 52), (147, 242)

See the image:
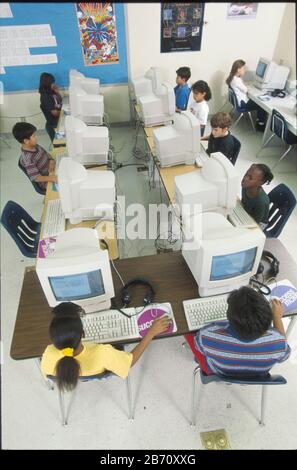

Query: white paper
(0, 3), (13, 18)
(0, 66), (5, 74)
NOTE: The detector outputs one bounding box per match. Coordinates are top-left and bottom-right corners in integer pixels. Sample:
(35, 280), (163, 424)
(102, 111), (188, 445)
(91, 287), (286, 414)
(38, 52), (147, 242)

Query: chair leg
(232, 113), (243, 129)
(272, 145), (293, 170)
(35, 358), (54, 390)
(259, 385), (268, 426)
(256, 134), (275, 157)
(247, 112), (256, 132)
(190, 365), (200, 427)
(58, 388), (67, 426)
(126, 374), (134, 421)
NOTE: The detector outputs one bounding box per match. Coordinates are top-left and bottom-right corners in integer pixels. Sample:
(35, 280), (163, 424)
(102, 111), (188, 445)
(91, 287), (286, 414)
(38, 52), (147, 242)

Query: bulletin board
(160, 3), (205, 53)
(0, 3), (128, 92)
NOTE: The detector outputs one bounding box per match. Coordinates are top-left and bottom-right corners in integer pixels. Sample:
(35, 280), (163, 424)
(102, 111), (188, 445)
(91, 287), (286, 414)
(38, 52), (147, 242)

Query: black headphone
(257, 250), (280, 277)
(270, 89), (286, 98)
(121, 278), (155, 306)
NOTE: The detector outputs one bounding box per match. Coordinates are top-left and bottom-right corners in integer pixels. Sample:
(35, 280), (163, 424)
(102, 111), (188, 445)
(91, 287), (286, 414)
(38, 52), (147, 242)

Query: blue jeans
(240, 100), (267, 122)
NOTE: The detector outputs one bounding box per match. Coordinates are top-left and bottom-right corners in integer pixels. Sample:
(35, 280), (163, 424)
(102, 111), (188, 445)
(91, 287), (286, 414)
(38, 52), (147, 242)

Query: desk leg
(286, 316), (297, 339)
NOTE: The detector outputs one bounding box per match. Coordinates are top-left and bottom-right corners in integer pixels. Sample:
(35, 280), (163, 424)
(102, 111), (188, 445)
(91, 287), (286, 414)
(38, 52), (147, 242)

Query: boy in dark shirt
(202, 112), (235, 163)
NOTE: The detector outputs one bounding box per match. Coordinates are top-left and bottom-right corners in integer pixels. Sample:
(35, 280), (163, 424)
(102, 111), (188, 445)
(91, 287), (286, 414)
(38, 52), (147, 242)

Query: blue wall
(1, 3), (128, 92)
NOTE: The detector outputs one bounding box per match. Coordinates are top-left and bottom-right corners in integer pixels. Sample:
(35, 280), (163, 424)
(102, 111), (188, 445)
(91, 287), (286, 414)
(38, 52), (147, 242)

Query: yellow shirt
(41, 342), (133, 379)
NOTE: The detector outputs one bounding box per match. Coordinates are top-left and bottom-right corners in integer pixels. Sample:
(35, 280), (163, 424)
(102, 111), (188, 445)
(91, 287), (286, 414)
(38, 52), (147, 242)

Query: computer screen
(49, 269), (105, 301)
(256, 60), (268, 79)
(210, 247), (257, 281)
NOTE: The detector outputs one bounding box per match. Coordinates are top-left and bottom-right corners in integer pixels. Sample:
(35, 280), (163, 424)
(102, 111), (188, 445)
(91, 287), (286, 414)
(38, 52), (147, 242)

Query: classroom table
(52, 109), (67, 147)
(10, 238), (297, 360)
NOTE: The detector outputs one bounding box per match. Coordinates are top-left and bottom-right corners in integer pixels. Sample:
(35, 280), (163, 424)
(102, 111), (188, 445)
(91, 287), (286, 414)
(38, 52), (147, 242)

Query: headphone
(257, 250), (280, 278)
(121, 278), (155, 306)
(270, 89), (286, 98)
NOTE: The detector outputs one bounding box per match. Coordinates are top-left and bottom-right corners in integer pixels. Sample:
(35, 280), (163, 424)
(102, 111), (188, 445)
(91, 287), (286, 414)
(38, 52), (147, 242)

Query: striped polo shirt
(20, 144), (50, 190)
(195, 320), (290, 377)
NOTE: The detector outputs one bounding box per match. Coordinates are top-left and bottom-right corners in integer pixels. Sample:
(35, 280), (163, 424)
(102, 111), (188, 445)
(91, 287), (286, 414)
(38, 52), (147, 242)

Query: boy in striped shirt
(185, 286), (290, 377)
(12, 122), (57, 191)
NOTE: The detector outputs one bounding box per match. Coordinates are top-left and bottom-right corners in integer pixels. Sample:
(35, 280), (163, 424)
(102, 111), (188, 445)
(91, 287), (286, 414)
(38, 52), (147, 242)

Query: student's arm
(271, 299), (286, 338)
(48, 159), (56, 174)
(50, 109), (61, 118)
(35, 174), (57, 183)
(130, 316), (171, 366)
(201, 134), (210, 141)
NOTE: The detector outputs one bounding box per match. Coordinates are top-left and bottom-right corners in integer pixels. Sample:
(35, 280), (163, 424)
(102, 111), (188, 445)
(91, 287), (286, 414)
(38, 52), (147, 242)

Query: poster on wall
(75, 2), (119, 65)
(227, 3), (258, 20)
(160, 3), (205, 53)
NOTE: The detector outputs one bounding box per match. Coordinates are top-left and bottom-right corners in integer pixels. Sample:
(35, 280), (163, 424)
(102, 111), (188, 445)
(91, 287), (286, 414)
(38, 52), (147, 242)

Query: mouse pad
(137, 303), (177, 338)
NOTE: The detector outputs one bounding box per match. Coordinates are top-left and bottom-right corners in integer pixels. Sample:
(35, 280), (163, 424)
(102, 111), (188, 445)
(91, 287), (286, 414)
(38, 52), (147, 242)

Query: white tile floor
(1, 117), (297, 449)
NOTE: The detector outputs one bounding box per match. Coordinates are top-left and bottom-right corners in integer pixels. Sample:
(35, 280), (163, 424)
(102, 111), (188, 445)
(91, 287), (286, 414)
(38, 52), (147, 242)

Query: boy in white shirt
(189, 80), (212, 137)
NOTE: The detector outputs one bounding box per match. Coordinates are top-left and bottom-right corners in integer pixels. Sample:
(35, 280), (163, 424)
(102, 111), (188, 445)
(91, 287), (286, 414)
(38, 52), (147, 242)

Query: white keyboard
(183, 294), (229, 331)
(42, 199), (65, 238)
(228, 202), (258, 229)
(82, 308), (141, 343)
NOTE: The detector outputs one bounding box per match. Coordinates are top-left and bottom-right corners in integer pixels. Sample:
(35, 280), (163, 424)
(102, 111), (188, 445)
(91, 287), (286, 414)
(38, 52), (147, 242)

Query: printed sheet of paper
(0, 3), (13, 18)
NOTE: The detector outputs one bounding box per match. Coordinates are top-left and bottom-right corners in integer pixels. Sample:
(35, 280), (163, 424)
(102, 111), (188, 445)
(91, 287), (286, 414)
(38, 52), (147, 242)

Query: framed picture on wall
(160, 3), (205, 53)
(227, 3), (259, 20)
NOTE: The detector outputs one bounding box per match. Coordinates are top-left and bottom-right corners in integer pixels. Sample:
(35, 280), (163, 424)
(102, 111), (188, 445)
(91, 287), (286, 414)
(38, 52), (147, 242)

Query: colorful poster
(161, 3), (205, 53)
(227, 3), (258, 20)
(75, 3), (119, 66)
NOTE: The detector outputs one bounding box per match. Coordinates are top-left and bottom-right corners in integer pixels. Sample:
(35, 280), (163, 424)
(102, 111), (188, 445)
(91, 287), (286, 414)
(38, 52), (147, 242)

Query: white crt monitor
(130, 67), (162, 103)
(69, 69), (100, 94)
(254, 58), (290, 91)
(182, 212), (265, 297)
(65, 115), (109, 166)
(153, 111), (200, 167)
(138, 82), (175, 127)
(36, 228), (115, 313)
(174, 152), (238, 216)
(57, 157), (115, 225)
(69, 85), (104, 125)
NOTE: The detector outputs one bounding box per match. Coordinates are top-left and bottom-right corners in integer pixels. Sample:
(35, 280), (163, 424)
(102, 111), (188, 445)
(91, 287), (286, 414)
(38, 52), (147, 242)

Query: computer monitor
(69, 69), (100, 94)
(153, 111), (200, 167)
(130, 67), (162, 103)
(174, 152), (239, 216)
(138, 82), (175, 127)
(254, 58), (290, 91)
(65, 115), (109, 165)
(57, 157), (116, 225)
(69, 85), (104, 125)
(182, 212), (265, 297)
(36, 228), (115, 313)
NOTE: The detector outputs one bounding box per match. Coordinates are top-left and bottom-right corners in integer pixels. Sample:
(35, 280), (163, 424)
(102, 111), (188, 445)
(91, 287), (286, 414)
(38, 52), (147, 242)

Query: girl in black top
(39, 73), (62, 141)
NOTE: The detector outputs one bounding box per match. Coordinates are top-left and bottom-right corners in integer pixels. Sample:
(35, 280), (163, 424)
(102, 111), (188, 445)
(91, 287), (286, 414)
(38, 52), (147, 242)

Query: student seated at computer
(41, 302), (171, 390)
(201, 112), (236, 164)
(189, 80), (212, 137)
(174, 67), (191, 113)
(39, 73), (62, 142)
(226, 59), (266, 125)
(241, 163), (273, 230)
(185, 287), (290, 376)
(12, 122), (57, 191)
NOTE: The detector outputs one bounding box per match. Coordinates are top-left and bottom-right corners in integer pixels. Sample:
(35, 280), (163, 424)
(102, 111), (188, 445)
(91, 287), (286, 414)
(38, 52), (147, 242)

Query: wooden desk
(10, 239), (297, 360)
(52, 109), (67, 147)
(40, 147), (119, 260)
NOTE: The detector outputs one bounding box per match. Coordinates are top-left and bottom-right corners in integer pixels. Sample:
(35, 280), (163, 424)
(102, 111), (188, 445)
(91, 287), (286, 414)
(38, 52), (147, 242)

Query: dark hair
(210, 112), (231, 129)
(226, 59), (246, 86)
(12, 122), (37, 143)
(253, 163), (274, 185)
(191, 80), (212, 101)
(52, 302), (85, 318)
(39, 72), (55, 94)
(49, 314), (83, 391)
(176, 67), (191, 81)
(227, 286), (272, 341)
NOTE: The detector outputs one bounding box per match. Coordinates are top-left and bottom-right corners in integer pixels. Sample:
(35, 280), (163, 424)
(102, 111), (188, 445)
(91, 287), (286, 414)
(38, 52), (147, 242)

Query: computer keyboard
(228, 201), (258, 229)
(81, 308), (141, 343)
(183, 294), (229, 331)
(42, 199), (66, 239)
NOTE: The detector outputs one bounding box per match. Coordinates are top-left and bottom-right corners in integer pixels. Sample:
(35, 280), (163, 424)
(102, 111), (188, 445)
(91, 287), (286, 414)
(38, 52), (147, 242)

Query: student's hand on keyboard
(49, 175), (58, 183)
(148, 316), (172, 337)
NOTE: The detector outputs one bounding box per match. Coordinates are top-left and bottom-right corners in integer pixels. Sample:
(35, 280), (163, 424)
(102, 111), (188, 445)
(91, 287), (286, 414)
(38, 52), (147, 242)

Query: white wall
(125, 2), (288, 113)
(273, 2), (296, 81)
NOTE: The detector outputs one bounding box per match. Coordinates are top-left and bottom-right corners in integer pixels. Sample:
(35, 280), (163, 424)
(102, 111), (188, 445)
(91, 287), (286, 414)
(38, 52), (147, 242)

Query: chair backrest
(228, 87), (239, 110)
(264, 183), (297, 238)
(47, 370), (113, 385)
(200, 369), (287, 386)
(0, 200), (41, 257)
(230, 135), (241, 165)
(18, 158), (46, 195)
(270, 109), (288, 141)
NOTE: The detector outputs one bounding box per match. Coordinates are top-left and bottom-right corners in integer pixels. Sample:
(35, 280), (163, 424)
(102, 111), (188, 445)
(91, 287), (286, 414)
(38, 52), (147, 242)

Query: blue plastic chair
(0, 200), (41, 257)
(256, 109), (297, 169)
(18, 158), (46, 196)
(228, 87), (256, 132)
(264, 183), (296, 238)
(191, 365), (286, 427)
